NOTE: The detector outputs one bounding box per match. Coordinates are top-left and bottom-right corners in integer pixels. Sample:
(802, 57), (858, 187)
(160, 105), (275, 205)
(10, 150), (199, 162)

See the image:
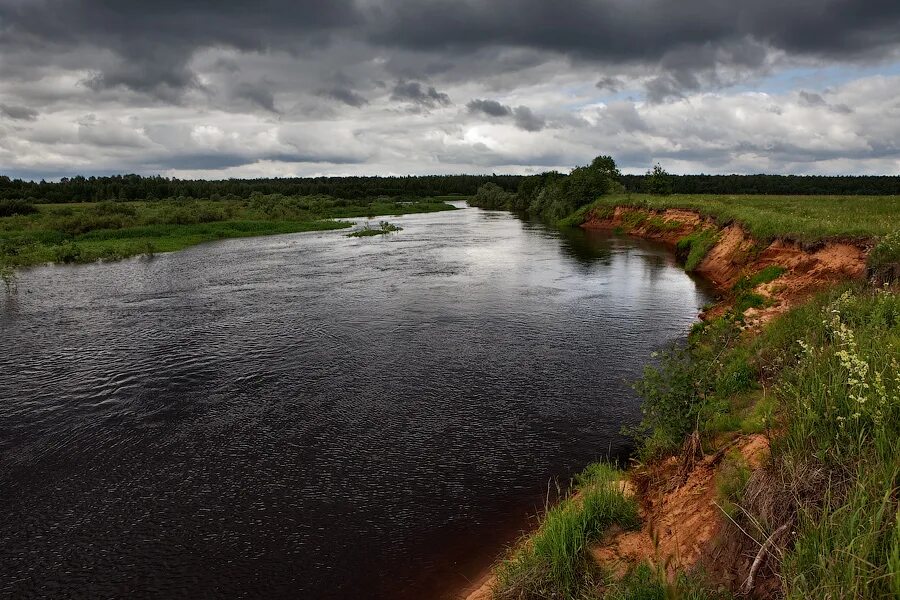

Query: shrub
(867, 230), (900, 283)
(53, 241), (84, 263)
(628, 316), (750, 459)
(470, 183), (517, 210)
(93, 201), (137, 217)
(0, 199), (38, 217)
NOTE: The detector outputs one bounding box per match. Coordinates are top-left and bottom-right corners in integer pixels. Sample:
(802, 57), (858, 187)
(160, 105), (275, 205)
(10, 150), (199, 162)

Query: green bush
(644, 163), (674, 196)
(867, 230), (900, 282)
(0, 199), (38, 217)
(470, 182), (516, 210)
(52, 241), (84, 263)
(629, 316), (752, 459)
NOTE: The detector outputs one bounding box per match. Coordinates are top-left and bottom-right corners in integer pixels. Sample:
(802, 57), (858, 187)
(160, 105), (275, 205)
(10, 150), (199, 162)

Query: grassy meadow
(580, 193), (900, 243)
(0, 195), (455, 268)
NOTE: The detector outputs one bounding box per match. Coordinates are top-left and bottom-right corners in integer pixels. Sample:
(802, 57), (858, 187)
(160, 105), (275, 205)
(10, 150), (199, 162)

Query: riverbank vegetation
(0, 194), (453, 268)
(631, 284), (899, 598)
(465, 156), (899, 599)
(493, 464), (638, 599)
(475, 284), (899, 600)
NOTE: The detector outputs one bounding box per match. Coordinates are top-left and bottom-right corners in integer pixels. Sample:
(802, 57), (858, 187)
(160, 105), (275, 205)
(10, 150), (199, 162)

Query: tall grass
(770, 287), (900, 599)
(494, 463), (638, 599)
(603, 563), (729, 600)
(630, 285), (900, 598)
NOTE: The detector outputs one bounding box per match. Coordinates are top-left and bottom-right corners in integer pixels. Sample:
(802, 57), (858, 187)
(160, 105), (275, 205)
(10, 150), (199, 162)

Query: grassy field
(579, 193), (900, 243)
(0, 195), (455, 268)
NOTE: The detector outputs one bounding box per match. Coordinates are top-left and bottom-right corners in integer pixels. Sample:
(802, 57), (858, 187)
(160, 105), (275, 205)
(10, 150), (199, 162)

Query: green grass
(0, 196), (455, 267)
(732, 265), (786, 294)
(603, 563), (730, 600)
(585, 193), (900, 243)
(494, 463), (638, 599)
(675, 228), (720, 272)
(630, 284), (900, 598)
(716, 451), (752, 519)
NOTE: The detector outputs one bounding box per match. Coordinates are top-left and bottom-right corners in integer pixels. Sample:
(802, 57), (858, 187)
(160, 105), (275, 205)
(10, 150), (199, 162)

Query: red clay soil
(589, 435), (770, 581)
(583, 206), (868, 323)
(464, 436), (772, 600)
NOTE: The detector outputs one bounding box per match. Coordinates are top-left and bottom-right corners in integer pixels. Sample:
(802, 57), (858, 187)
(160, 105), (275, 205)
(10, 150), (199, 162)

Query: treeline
(2, 171), (899, 205)
(0, 174), (522, 203)
(619, 173), (900, 195)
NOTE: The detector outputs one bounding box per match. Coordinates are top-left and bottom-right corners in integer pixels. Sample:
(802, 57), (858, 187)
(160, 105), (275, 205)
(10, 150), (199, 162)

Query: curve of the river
(0, 203), (712, 599)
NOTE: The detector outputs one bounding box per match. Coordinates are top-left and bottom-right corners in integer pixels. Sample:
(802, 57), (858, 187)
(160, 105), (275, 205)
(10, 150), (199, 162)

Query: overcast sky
(2, 0), (900, 180)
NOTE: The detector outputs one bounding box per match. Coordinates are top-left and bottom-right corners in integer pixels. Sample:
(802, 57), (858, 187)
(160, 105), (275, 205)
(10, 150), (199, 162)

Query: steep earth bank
(461, 206), (871, 600)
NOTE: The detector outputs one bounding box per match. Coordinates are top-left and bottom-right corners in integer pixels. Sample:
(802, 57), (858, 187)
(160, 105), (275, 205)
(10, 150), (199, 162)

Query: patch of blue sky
(734, 61), (900, 95)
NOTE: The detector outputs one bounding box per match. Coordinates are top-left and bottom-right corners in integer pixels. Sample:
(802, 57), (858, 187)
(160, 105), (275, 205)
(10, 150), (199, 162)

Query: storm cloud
(1, 0), (900, 178)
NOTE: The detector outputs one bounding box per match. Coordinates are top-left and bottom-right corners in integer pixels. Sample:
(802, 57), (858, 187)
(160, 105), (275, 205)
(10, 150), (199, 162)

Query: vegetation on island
(346, 220), (403, 237)
(0, 194), (453, 269)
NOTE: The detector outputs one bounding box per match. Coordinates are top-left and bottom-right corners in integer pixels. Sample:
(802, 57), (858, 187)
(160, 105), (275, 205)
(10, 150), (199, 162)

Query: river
(0, 203), (712, 599)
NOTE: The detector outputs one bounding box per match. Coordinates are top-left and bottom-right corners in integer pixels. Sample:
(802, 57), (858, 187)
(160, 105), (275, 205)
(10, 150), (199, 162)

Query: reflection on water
(0, 205), (711, 599)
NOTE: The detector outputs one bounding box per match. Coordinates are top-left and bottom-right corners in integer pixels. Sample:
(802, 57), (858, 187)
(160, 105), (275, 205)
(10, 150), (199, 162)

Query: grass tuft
(494, 463), (638, 599)
(676, 228), (719, 272)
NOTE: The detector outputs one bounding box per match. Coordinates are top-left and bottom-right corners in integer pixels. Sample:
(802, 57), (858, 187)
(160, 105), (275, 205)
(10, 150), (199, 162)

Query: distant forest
(1, 172), (899, 203)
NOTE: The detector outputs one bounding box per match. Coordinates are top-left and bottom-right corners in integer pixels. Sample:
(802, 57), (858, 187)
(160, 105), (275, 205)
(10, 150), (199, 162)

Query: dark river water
(0, 204), (711, 599)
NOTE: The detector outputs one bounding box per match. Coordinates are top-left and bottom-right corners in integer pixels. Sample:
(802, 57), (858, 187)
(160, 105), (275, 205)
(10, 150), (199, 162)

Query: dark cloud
(0, 0), (361, 97)
(595, 76), (622, 92)
(2, 0), (900, 178)
(234, 83), (279, 113)
(391, 81), (451, 107)
(799, 90), (854, 114)
(4, 0), (899, 103)
(799, 91), (827, 106)
(319, 87), (368, 108)
(467, 99), (512, 117)
(467, 98), (544, 131)
(512, 106), (544, 132)
(0, 103), (38, 121)
(369, 1), (900, 61)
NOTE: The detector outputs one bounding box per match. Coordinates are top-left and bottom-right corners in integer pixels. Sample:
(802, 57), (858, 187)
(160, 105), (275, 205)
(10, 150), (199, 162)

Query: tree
(645, 163), (673, 195)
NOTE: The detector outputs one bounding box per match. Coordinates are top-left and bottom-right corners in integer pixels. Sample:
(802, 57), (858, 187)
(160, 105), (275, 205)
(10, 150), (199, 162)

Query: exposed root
(741, 523), (789, 596)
